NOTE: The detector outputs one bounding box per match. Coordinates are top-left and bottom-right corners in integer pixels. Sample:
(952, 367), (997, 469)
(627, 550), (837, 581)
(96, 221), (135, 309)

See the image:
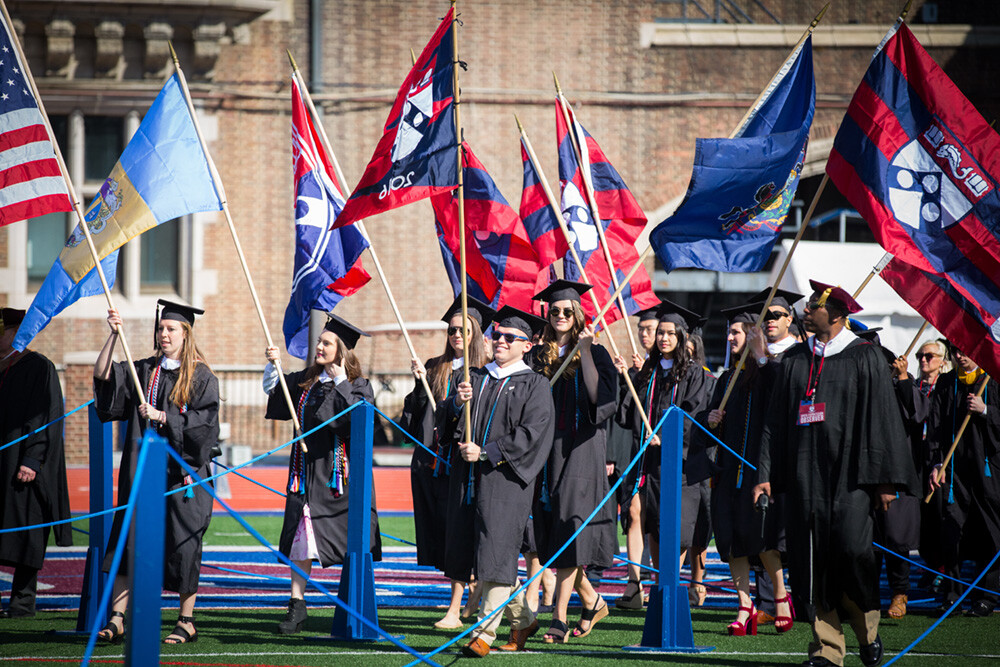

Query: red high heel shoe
(727, 605), (758, 636)
(775, 594), (796, 633)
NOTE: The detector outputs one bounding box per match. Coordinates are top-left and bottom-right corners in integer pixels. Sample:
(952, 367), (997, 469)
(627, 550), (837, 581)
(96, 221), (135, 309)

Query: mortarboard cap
(747, 286), (804, 313)
(322, 312), (370, 350)
(533, 279), (592, 304)
(0, 307), (26, 332)
(493, 305), (547, 338)
(720, 301), (767, 325)
(808, 279), (863, 314)
(657, 299), (707, 332)
(156, 299), (204, 326)
(636, 302), (663, 323)
(441, 295), (497, 329)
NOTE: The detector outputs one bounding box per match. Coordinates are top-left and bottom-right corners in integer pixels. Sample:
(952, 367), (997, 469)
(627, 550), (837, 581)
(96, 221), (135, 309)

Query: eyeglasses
(491, 331), (529, 344)
(805, 301), (824, 311)
(447, 326), (469, 337)
(548, 307), (575, 319)
(916, 352), (940, 361)
(763, 309), (790, 321)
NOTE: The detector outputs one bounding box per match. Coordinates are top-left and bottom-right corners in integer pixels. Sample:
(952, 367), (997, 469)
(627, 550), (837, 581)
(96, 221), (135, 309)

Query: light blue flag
(14, 73), (222, 350)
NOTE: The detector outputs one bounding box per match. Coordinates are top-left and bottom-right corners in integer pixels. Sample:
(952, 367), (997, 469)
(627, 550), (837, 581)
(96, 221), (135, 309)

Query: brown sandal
(887, 594), (907, 619)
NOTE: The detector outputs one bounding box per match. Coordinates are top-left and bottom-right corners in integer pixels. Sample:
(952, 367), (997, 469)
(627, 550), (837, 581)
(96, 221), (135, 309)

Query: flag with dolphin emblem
(284, 77), (370, 360)
(334, 8), (458, 228)
(14, 74), (222, 350)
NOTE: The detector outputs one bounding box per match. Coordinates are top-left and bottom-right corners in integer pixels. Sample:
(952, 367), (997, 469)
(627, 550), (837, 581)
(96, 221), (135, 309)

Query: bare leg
(462, 577), (481, 618)
(625, 494), (644, 584)
(525, 553), (542, 614)
(541, 567), (556, 607)
(97, 576), (129, 640)
(760, 549), (792, 627)
(729, 556), (753, 628)
(434, 580), (465, 628)
(552, 567), (578, 626)
(290, 559), (311, 599)
(690, 548), (707, 605)
(164, 592), (197, 643)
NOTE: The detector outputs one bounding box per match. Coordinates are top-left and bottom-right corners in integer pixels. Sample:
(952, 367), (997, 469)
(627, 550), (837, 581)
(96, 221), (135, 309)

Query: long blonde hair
(299, 332), (363, 391)
(536, 301), (586, 379)
(156, 321), (212, 408)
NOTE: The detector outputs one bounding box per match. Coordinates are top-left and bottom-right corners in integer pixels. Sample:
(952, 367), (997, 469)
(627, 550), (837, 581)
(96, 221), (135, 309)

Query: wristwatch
(479, 449), (489, 462)
(757, 355), (768, 367)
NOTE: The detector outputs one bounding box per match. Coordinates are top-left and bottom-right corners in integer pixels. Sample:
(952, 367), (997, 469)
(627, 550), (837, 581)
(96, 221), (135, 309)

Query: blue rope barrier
(874, 541), (1000, 598)
(371, 403), (450, 472)
(381, 532), (417, 547)
(163, 443), (440, 666)
(0, 506), (123, 534)
(203, 562), (290, 583)
(684, 409), (757, 471)
(0, 399), (94, 454)
(81, 430), (150, 667)
(885, 547), (1000, 666)
(212, 459), (287, 498)
(614, 553), (660, 574)
(403, 405), (672, 666)
(72, 526), (89, 536)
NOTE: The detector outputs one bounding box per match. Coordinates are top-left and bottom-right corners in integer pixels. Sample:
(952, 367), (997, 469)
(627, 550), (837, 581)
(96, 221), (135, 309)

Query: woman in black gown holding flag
(263, 313), (381, 635)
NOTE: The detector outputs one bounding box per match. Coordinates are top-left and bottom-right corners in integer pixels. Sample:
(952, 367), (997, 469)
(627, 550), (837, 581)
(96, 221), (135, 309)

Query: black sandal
(97, 611), (126, 645)
(572, 597), (609, 638)
(542, 619), (570, 644)
(163, 614), (198, 644)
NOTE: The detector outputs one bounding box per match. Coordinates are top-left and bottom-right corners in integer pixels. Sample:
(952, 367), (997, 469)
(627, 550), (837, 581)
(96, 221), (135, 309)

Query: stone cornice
(640, 23), (1000, 49)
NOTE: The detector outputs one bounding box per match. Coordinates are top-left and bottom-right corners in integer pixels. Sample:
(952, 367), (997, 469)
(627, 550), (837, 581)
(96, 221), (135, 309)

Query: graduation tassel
(183, 475), (195, 498)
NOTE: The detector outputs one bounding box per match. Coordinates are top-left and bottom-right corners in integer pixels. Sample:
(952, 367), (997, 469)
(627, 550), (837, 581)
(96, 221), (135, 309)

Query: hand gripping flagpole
(553, 78), (640, 359)
(168, 44), (306, 450)
(286, 51), (438, 414)
(925, 373), (990, 503)
(0, 0), (146, 401)
(451, 0), (472, 441)
(517, 118), (656, 437)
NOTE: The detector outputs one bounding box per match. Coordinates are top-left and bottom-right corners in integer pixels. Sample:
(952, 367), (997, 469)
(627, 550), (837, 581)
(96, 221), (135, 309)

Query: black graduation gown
(927, 371), (1000, 597)
(440, 365), (554, 586)
(703, 362), (785, 562)
(532, 345), (618, 569)
(758, 338), (919, 619)
(0, 351), (72, 569)
(400, 361), (458, 570)
(95, 358), (219, 594)
(266, 371), (382, 568)
(623, 361), (712, 544)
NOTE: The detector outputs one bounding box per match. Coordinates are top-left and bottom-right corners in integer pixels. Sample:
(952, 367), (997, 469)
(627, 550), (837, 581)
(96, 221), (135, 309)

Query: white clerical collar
(486, 359), (529, 379)
(160, 357), (181, 370)
(451, 357), (464, 370)
(659, 358), (674, 370)
(807, 327), (857, 358)
(768, 336), (796, 355)
(317, 370), (334, 383)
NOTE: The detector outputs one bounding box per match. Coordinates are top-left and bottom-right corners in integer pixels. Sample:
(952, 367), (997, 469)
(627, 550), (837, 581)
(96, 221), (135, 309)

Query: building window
(23, 111), (187, 297)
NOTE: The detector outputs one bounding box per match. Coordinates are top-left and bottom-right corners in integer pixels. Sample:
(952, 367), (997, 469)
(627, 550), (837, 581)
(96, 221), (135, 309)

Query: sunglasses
(447, 326), (469, 337)
(916, 352), (940, 361)
(763, 309), (790, 321)
(805, 300), (825, 311)
(491, 331), (529, 344)
(548, 307), (575, 319)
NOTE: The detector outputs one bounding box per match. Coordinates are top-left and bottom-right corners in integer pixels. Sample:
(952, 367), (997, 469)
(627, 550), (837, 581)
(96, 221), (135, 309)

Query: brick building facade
(2, 0), (998, 459)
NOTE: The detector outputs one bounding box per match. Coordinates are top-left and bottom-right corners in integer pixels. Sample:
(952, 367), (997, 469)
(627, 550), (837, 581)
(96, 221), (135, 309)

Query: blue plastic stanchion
(75, 404), (114, 632)
(331, 401), (380, 640)
(628, 407), (713, 653)
(126, 430), (166, 665)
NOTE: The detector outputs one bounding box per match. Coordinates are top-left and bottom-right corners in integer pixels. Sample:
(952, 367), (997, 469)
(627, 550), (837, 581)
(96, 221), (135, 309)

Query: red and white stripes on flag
(0, 12), (71, 226)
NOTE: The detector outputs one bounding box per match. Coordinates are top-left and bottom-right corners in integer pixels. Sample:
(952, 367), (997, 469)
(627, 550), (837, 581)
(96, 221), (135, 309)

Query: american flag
(0, 13), (71, 226)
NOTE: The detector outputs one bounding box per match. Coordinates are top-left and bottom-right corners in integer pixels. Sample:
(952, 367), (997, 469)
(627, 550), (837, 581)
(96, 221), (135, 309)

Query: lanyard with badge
(799, 343), (827, 425)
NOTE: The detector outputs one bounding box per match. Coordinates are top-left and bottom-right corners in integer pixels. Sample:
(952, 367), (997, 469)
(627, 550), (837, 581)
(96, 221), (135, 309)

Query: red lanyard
(804, 348), (826, 401)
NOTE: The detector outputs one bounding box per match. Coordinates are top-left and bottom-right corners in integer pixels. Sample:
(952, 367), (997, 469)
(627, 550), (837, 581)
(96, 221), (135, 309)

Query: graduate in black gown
(530, 281), (617, 643)
(753, 281), (919, 667)
(0, 308), (72, 618)
(400, 296), (493, 630)
(684, 331), (715, 607)
(94, 301), (219, 645)
(704, 302), (791, 636)
(263, 313), (382, 634)
(927, 344), (1000, 617)
(616, 303), (713, 595)
(443, 306), (554, 657)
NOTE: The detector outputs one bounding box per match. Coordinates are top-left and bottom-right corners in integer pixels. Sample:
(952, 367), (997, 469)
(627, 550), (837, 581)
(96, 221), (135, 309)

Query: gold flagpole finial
(514, 114), (524, 133)
(810, 3), (831, 30)
(287, 49), (299, 72)
(552, 71), (562, 95)
(900, 0), (915, 21)
(167, 41), (179, 67)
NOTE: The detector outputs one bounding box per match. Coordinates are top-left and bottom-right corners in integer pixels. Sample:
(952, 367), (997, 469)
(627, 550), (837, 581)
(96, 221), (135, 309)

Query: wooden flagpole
(553, 79), (640, 358)
(168, 45), (305, 450)
(851, 251), (893, 299)
(287, 52), (437, 413)
(516, 117), (655, 436)
(901, 320), (930, 359)
(1, 0), (147, 400)
(450, 0), (472, 441)
(925, 374), (990, 503)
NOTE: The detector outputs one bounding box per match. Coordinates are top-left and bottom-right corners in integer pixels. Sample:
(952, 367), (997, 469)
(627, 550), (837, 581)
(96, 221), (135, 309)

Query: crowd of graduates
(1, 275), (998, 666)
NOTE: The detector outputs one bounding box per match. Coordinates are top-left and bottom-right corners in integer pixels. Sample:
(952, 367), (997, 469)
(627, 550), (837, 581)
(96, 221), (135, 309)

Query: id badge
(798, 401), (826, 425)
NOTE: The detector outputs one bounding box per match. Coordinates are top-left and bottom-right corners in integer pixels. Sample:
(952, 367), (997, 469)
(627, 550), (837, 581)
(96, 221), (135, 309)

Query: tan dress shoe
(497, 619), (539, 651)
(462, 637), (491, 658)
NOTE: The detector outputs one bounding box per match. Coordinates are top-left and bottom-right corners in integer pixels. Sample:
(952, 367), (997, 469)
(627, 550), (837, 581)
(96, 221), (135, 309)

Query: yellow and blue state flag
(14, 73), (222, 350)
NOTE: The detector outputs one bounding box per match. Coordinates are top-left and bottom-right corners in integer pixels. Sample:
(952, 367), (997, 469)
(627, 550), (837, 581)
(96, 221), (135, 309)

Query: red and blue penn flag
(556, 98), (657, 325)
(333, 8), (457, 228)
(433, 143), (547, 312)
(826, 23), (1000, 373)
(519, 137), (567, 268)
(284, 78), (370, 360)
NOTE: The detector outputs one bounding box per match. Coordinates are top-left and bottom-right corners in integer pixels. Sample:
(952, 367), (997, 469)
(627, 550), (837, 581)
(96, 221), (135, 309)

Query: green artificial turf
(1, 605), (998, 665)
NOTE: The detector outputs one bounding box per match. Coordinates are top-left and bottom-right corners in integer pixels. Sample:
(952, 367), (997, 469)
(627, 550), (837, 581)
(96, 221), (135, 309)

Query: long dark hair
(536, 301), (587, 379)
(426, 316), (487, 400)
(639, 317), (692, 387)
(299, 332), (363, 390)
